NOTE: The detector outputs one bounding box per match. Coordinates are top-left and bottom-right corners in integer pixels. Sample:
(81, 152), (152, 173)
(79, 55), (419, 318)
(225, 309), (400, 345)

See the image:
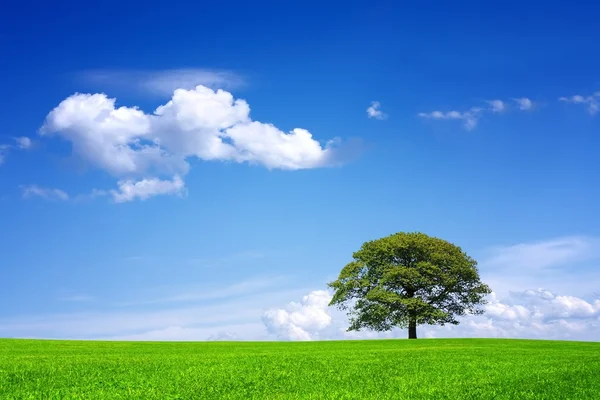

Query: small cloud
(559, 92), (600, 115)
(419, 96), (535, 130)
(366, 101), (387, 120)
(512, 97), (534, 111)
(207, 331), (239, 341)
(0, 137), (33, 166)
(418, 107), (482, 130)
(110, 175), (186, 203)
(486, 99), (506, 113)
(14, 136), (32, 149)
(21, 185), (69, 201)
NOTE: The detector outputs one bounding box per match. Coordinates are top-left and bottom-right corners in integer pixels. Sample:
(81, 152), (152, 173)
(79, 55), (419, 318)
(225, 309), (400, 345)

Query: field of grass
(1, 338), (599, 399)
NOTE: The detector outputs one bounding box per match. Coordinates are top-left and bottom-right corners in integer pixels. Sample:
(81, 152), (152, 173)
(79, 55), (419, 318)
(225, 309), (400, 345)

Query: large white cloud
(40, 85), (345, 202)
(262, 290), (333, 341)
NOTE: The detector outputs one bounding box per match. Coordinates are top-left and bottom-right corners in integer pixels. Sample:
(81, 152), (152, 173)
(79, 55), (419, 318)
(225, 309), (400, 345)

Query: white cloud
(513, 97), (534, 111)
(110, 175), (186, 203)
(487, 99), (505, 113)
(79, 68), (244, 97)
(15, 136), (32, 149)
(0, 137), (32, 166)
(366, 101), (387, 120)
(262, 290), (333, 340)
(0, 282), (311, 340)
(40, 85), (346, 201)
(419, 96), (536, 130)
(261, 288), (600, 342)
(559, 92), (600, 115)
(423, 289), (600, 341)
(418, 107), (482, 130)
(21, 185), (69, 201)
(259, 237), (600, 341)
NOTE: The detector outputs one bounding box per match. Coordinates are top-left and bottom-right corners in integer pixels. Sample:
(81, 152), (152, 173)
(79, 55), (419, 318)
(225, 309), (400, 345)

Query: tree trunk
(408, 315), (417, 339)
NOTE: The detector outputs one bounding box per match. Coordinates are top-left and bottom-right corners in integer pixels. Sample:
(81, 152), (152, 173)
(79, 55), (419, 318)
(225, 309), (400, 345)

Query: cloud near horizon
(38, 85), (353, 202)
(261, 285), (600, 342)
(1, 236), (597, 342)
(261, 235), (600, 341)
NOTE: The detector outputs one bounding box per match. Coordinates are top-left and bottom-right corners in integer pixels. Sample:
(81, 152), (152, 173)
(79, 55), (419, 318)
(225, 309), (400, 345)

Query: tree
(328, 232), (491, 339)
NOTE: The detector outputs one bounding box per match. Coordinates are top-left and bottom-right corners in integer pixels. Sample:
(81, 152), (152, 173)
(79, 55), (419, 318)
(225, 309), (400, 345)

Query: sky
(1, 1), (599, 341)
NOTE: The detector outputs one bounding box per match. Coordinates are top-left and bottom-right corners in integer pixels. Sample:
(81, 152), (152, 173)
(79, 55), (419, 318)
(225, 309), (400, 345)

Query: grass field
(1, 338), (599, 399)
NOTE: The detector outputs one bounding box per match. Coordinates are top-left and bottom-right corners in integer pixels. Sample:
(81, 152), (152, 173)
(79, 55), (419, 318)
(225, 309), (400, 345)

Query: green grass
(1, 338), (599, 399)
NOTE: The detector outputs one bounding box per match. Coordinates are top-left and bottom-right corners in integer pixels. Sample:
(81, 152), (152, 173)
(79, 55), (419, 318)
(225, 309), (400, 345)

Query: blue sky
(1, 1), (599, 341)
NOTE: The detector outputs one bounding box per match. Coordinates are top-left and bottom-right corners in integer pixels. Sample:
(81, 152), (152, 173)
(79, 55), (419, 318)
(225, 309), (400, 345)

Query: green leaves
(328, 232), (492, 338)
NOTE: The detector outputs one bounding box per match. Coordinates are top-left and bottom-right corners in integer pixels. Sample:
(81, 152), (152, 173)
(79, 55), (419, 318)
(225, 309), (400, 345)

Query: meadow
(1, 338), (599, 399)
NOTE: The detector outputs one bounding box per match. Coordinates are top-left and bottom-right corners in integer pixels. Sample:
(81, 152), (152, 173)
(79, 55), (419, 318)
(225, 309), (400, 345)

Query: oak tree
(328, 232), (491, 339)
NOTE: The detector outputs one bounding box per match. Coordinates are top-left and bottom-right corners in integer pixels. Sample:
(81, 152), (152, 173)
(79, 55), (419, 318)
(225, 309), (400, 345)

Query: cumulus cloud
(40, 85), (348, 202)
(366, 101), (387, 120)
(487, 99), (505, 113)
(110, 176), (186, 203)
(262, 288), (600, 342)
(513, 97), (534, 111)
(21, 185), (69, 201)
(424, 289), (600, 341)
(418, 107), (483, 130)
(79, 68), (244, 97)
(559, 92), (600, 115)
(262, 290), (333, 340)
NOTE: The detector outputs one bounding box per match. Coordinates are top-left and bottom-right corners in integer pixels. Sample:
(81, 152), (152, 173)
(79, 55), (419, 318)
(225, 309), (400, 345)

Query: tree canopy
(328, 232), (491, 339)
